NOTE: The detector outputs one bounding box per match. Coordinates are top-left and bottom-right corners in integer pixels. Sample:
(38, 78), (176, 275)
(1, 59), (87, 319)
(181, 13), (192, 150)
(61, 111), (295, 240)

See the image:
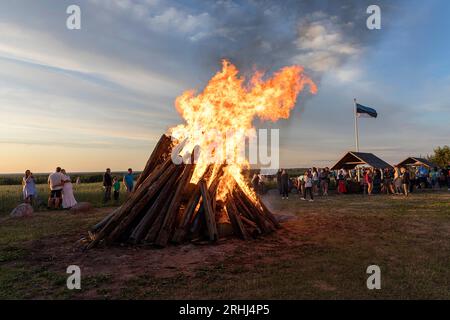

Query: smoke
(172, 0), (395, 132)
(193, 0), (391, 80)
(82, 0), (394, 86)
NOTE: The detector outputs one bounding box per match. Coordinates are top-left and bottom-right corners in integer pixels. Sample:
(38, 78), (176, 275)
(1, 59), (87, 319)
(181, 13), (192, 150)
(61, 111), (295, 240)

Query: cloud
(292, 12), (362, 75)
(0, 22), (184, 97)
(88, 0), (212, 41)
(0, 55), (180, 156)
(88, 0), (160, 12)
(146, 7), (212, 37)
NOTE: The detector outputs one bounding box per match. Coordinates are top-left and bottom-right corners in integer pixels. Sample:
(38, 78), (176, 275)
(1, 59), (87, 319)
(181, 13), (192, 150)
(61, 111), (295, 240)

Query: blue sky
(0, 0), (449, 173)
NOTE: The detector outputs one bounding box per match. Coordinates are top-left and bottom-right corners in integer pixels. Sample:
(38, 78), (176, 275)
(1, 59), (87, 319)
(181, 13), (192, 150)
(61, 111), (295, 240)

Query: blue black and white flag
(356, 103), (378, 118)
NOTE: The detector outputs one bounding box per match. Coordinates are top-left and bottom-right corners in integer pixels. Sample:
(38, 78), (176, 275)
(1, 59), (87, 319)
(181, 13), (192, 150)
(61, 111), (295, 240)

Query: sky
(0, 0), (449, 173)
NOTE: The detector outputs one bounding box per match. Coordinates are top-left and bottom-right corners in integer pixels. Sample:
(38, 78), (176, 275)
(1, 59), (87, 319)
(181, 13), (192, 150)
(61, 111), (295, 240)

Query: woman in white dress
(61, 169), (77, 209)
(22, 169), (37, 205)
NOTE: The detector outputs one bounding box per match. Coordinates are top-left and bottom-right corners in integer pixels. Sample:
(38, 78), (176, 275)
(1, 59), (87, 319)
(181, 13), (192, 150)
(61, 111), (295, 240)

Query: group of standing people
(333, 167), (411, 196)
(102, 168), (135, 203)
(359, 166), (411, 196)
(22, 167), (78, 209)
(277, 167), (331, 201)
(328, 165), (450, 197)
(411, 166), (449, 190)
(359, 165), (447, 197)
(22, 167), (137, 209)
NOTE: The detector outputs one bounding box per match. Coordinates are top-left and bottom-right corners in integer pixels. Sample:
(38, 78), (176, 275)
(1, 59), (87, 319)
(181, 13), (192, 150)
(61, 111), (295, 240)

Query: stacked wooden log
(87, 134), (280, 249)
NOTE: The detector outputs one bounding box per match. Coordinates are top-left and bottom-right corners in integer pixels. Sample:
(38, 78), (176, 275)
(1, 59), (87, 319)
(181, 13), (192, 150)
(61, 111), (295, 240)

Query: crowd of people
(267, 165), (450, 200)
(20, 164), (449, 209)
(273, 168), (332, 201)
(350, 165), (449, 196)
(21, 167), (137, 210)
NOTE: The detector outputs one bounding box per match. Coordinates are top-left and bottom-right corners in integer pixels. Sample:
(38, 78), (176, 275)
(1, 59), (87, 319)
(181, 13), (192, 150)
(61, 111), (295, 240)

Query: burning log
(106, 161), (178, 243)
(135, 134), (172, 190)
(86, 138), (279, 249)
(259, 200), (281, 229)
(171, 186), (200, 243)
(129, 167), (181, 244)
(154, 161), (195, 247)
(225, 197), (249, 240)
(199, 179), (219, 242)
(171, 164), (212, 243)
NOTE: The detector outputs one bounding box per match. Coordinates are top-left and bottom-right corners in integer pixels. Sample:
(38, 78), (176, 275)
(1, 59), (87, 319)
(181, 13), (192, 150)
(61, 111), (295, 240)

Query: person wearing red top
(364, 168), (374, 195)
(337, 170), (347, 194)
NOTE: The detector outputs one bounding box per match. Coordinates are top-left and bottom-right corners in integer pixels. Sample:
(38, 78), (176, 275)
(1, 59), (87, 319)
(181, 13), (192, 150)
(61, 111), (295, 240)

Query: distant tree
(428, 145), (450, 168)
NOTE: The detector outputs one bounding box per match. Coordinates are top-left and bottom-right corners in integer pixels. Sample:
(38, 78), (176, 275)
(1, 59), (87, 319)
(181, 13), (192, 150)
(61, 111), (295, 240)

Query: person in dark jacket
(276, 169), (282, 195)
(103, 168), (112, 202)
(400, 167), (410, 196)
(447, 166), (450, 191)
(382, 168), (395, 194)
(281, 169), (289, 199)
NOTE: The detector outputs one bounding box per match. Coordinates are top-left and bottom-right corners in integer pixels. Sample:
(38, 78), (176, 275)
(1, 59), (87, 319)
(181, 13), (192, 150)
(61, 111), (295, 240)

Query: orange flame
(169, 59), (317, 202)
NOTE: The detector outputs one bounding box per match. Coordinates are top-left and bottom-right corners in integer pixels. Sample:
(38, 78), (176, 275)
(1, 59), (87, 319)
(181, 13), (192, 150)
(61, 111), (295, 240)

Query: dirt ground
(1, 190), (449, 299)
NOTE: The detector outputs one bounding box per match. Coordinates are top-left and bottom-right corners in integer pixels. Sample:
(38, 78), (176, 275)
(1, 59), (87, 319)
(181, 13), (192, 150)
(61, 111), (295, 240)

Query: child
(113, 176), (120, 201)
(303, 171), (314, 202)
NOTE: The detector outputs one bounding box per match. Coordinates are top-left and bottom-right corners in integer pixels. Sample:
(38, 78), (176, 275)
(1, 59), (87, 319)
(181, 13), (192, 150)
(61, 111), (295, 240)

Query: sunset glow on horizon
(1, 0), (450, 174)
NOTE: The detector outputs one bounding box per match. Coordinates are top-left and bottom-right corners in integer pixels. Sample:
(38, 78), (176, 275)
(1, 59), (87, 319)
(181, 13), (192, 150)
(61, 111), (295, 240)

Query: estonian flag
(356, 103), (378, 118)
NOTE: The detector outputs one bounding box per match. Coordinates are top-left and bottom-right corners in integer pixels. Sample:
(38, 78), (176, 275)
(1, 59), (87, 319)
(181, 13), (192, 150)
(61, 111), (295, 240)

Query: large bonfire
(87, 60), (317, 248)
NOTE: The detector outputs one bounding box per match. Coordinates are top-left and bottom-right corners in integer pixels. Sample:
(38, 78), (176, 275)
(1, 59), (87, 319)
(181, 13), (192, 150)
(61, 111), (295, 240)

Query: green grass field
(0, 183), (126, 215)
(0, 188), (449, 299)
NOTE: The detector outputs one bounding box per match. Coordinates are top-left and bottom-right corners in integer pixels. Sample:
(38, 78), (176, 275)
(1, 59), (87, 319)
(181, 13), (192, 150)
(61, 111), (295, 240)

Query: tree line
(428, 145), (450, 168)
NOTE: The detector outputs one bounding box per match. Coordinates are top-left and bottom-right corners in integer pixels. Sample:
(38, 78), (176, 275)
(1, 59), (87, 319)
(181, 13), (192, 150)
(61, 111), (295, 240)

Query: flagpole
(354, 98), (360, 183)
(354, 98), (359, 152)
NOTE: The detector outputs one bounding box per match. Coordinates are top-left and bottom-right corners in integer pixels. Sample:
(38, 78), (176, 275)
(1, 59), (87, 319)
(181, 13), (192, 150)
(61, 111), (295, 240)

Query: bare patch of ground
(1, 191), (449, 299)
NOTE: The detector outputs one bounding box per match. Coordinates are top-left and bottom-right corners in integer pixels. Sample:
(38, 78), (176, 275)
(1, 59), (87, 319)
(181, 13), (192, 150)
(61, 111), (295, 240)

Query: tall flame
(169, 59), (317, 202)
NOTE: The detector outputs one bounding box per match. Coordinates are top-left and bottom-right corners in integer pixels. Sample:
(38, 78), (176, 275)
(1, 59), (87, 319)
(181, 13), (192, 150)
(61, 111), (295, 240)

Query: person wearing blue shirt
(123, 168), (134, 193)
(418, 165), (429, 188)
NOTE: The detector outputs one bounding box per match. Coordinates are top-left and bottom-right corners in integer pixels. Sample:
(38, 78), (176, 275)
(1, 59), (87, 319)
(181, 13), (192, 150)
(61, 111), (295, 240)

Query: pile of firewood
(86, 134), (279, 249)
